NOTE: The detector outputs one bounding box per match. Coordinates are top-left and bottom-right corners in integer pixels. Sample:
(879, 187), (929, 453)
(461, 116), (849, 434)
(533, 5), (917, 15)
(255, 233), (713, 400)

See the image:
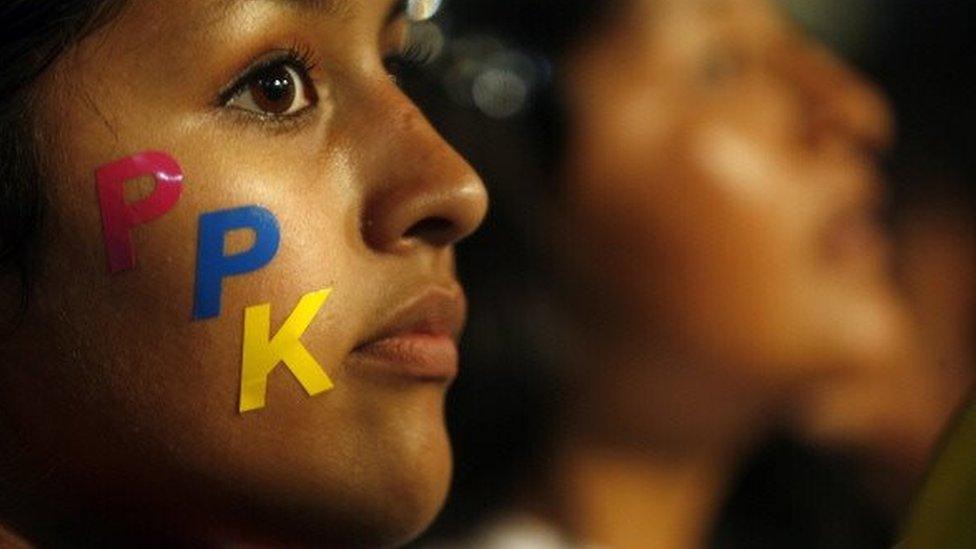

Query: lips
(821, 177), (890, 273)
(348, 286), (466, 381)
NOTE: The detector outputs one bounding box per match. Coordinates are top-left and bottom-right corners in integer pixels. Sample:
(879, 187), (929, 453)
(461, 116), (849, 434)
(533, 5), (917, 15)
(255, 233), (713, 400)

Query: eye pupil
(250, 65), (297, 114)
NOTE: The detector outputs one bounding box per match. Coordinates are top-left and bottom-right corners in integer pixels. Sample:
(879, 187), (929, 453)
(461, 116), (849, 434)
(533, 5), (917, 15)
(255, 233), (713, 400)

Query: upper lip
(355, 285), (467, 350)
(832, 187), (882, 229)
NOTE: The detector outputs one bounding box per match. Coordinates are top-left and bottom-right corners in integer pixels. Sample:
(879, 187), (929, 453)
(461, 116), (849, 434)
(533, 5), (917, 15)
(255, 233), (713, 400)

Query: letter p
(193, 206), (281, 320)
(96, 151), (184, 274)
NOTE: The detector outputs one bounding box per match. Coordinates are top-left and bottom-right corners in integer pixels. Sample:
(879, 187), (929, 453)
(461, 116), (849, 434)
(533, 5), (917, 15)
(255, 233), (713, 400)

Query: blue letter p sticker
(194, 206), (281, 320)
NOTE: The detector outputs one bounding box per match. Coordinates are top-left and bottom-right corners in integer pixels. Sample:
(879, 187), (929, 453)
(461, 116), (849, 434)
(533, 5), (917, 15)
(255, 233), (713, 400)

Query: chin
(353, 438), (454, 547)
(219, 428), (453, 548)
(322, 415), (455, 546)
(180, 386), (457, 547)
(841, 315), (908, 371)
(334, 404), (455, 546)
(830, 287), (910, 366)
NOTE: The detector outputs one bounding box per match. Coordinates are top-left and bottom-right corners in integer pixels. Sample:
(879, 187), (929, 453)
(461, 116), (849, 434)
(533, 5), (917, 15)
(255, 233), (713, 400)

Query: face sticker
(95, 151), (184, 274)
(240, 289), (335, 413)
(194, 206), (281, 320)
(92, 153), (338, 411)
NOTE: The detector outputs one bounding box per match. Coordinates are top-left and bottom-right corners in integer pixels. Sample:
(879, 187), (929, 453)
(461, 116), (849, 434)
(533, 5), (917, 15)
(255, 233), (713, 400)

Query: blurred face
(0, 0), (486, 545)
(560, 0), (906, 383)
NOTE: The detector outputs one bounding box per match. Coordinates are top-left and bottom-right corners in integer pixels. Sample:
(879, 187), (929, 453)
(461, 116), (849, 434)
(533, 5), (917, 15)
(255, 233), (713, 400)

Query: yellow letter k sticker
(240, 289), (334, 413)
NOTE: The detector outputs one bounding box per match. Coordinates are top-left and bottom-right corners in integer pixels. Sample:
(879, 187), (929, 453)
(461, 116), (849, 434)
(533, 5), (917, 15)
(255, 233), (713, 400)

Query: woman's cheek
(75, 150), (342, 415)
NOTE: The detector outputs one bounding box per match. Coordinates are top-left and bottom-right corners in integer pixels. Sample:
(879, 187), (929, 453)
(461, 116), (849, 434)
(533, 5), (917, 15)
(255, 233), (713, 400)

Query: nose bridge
(780, 40), (894, 153)
(357, 85), (488, 254)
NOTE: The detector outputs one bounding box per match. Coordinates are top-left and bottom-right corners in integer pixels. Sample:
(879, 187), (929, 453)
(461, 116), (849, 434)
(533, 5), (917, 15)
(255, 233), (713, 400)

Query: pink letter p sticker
(96, 151), (184, 274)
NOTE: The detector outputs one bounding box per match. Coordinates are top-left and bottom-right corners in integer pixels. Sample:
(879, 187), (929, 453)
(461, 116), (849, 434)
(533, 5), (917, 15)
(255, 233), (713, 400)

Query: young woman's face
(561, 0), (906, 381)
(0, 0), (486, 544)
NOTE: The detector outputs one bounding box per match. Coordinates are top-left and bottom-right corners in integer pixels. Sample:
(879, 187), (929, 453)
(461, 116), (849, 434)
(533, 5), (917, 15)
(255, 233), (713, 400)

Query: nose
(779, 40), (895, 154)
(358, 87), (488, 254)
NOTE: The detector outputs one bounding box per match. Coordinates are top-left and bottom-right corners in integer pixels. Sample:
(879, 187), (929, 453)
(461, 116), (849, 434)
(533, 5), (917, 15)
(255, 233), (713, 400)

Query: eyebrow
(205, 0), (408, 40)
(270, 0), (407, 22)
(276, 0), (351, 17)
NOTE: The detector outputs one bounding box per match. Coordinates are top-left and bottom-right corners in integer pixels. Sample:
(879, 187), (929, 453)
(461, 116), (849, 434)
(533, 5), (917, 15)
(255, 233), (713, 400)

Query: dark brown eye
(251, 65), (296, 113)
(226, 63), (315, 117)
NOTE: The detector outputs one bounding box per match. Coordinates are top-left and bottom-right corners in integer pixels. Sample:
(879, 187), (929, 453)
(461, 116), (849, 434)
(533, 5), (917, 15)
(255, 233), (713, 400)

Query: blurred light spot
(407, 0), (443, 21)
(441, 35), (507, 107)
(408, 21), (446, 63)
(442, 35), (545, 116)
(472, 68), (529, 119)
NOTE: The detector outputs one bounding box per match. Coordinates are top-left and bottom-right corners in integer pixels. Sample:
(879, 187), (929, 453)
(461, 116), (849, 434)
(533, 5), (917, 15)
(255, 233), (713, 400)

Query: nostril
(404, 216), (456, 246)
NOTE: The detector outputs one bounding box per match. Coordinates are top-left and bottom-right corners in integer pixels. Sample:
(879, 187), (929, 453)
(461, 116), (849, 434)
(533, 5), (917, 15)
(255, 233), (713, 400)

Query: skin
(796, 190), (975, 512)
(509, 0), (911, 547)
(559, 0), (907, 435)
(0, 0), (487, 546)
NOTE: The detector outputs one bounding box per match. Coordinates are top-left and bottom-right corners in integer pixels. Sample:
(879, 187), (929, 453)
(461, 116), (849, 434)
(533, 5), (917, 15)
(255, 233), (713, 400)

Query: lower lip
(349, 334), (459, 381)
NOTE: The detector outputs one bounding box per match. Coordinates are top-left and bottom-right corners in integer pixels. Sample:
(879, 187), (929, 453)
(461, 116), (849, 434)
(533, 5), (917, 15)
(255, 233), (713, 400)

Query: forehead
(109, 0), (400, 42)
(626, 0), (775, 21)
(618, 0), (781, 43)
(68, 0), (406, 86)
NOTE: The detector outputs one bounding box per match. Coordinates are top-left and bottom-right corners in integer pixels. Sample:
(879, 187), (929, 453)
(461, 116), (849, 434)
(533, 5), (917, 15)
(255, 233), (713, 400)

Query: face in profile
(559, 0), (906, 384)
(0, 0), (486, 545)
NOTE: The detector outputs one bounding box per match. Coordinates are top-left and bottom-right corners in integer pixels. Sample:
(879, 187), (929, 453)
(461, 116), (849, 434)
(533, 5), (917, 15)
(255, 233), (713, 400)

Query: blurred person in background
(403, 0), (916, 547)
(788, 0), (976, 527)
(793, 157), (975, 521)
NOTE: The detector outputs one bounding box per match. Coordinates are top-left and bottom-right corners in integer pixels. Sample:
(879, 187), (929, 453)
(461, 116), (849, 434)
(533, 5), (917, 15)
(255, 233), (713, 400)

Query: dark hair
(0, 1), (126, 540)
(0, 1), (125, 320)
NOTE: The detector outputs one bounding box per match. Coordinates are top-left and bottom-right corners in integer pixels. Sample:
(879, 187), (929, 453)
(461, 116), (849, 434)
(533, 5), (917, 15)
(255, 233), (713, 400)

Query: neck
(547, 442), (735, 549)
(535, 334), (775, 549)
